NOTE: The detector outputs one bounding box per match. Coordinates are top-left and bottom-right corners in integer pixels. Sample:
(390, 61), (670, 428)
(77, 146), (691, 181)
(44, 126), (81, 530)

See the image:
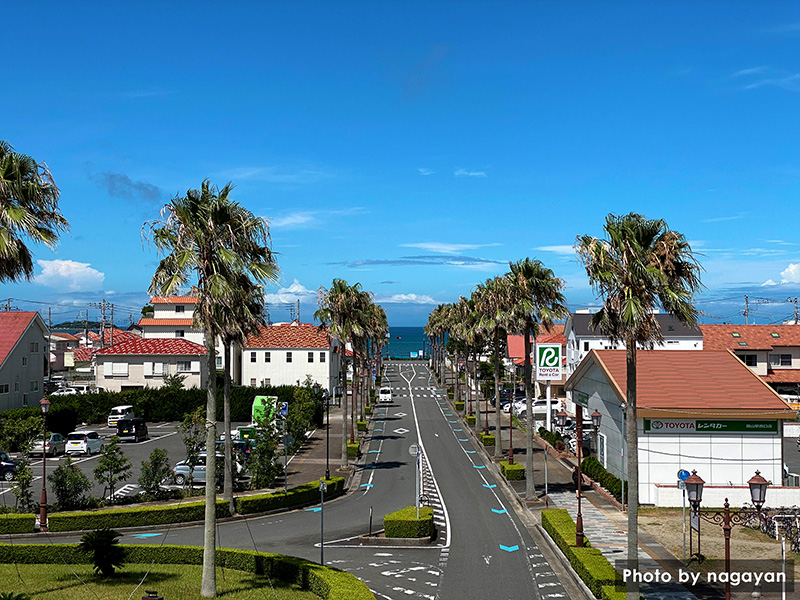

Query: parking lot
(0, 421), (251, 505)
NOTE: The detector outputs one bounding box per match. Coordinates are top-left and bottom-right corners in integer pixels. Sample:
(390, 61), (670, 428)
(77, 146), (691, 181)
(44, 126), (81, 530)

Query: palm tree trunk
(341, 354), (349, 470)
(223, 340), (234, 515)
(201, 334), (218, 598)
(493, 329), (502, 458)
(472, 351), (481, 436)
(625, 337), (639, 600)
(524, 323), (536, 500)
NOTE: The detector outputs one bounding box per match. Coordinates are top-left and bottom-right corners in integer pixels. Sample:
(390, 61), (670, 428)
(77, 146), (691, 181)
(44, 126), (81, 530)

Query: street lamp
(591, 409), (602, 456)
(556, 410), (567, 431)
(686, 470), (769, 600)
(39, 397), (50, 531)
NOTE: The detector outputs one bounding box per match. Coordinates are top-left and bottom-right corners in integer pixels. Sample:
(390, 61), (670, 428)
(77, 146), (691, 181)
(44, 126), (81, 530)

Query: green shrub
(383, 506), (433, 538)
(454, 401), (464, 411)
(357, 420), (367, 432)
(447, 391), (454, 399)
(364, 405), (372, 415)
(347, 442), (360, 457)
(479, 433), (495, 446)
(237, 478), (344, 515)
(79, 528), (125, 576)
(0, 513), (35, 534)
(581, 456), (627, 504)
(0, 544), (374, 600)
(466, 415), (476, 426)
(538, 427), (565, 450)
(499, 461), (525, 480)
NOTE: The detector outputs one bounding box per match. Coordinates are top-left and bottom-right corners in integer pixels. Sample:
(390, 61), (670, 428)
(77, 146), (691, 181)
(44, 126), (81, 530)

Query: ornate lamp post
(556, 409), (567, 433)
(39, 397), (50, 531)
(686, 470), (769, 600)
(591, 409), (602, 456)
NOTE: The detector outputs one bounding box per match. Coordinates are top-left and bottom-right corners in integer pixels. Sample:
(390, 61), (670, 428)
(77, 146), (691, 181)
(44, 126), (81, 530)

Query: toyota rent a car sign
(536, 344), (562, 380)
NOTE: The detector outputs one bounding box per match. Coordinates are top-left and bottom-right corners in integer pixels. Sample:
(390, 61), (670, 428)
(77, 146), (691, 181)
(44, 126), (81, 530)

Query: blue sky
(2, 1), (798, 327)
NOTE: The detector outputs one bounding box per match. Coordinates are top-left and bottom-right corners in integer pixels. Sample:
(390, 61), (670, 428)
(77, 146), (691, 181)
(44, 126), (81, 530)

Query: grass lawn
(0, 564), (320, 599)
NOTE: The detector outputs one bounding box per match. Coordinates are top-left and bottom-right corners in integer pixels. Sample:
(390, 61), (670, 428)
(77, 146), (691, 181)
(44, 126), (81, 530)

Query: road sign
(678, 469), (691, 482)
(278, 402), (289, 419)
(282, 434), (295, 448)
(408, 444), (419, 457)
(536, 344), (562, 380)
(677, 480), (686, 490)
(320, 480), (328, 493)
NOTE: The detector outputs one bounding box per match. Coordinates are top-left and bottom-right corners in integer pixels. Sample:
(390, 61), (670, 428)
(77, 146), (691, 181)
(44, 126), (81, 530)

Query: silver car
(172, 452), (242, 486)
(31, 433), (67, 456)
(66, 431), (104, 455)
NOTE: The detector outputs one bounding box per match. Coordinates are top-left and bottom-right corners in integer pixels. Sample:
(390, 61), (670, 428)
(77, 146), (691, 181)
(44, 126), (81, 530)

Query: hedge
(383, 506), (434, 538)
(447, 391), (454, 399)
(499, 461), (525, 480)
(466, 415), (476, 426)
(347, 442), (360, 457)
(479, 433), (495, 446)
(364, 405), (372, 415)
(582, 455), (627, 504)
(454, 401), (464, 411)
(538, 427), (565, 451)
(47, 478), (345, 532)
(357, 420), (367, 432)
(0, 513), (35, 534)
(541, 509), (624, 600)
(0, 544), (374, 600)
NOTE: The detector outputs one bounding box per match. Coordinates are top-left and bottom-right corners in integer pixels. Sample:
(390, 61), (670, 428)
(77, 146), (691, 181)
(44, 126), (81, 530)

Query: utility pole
(790, 297), (798, 324)
(744, 295), (750, 325)
(89, 299), (113, 347)
(297, 299), (301, 323)
(47, 308), (52, 379)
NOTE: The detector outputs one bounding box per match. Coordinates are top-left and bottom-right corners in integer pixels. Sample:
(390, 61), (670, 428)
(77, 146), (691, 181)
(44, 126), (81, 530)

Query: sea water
(386, 326), (427, 359)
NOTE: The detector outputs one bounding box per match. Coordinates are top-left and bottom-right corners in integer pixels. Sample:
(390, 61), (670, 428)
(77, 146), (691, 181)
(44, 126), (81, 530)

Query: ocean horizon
(386, 326), (427, 359)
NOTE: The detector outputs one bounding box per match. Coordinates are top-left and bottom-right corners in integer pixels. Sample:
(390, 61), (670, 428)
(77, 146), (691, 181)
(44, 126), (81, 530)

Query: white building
(241, 321), (341, 393)
(0, 311), (48, 411)
(565, 349), (795, 506)
(94, 337), (209, 392)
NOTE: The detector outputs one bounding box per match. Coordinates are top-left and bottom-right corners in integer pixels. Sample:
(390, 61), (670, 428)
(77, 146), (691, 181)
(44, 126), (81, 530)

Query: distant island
(52, 321), (104, 330)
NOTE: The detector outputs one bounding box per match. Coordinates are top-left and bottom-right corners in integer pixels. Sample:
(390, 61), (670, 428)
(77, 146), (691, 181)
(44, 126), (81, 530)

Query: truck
(252, 395), (279, 425)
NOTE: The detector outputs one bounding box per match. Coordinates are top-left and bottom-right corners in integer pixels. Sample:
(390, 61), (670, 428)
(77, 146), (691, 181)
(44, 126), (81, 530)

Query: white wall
(240, 347), (338, 391)
(653, 484), (800, 508)
(97, 355), (205, 392)
(153, 302), (195, 319)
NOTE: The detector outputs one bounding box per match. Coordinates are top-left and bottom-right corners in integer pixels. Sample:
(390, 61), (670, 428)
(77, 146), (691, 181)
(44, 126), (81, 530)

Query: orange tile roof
(506, 323), (566, 360)
(701, 324), (800, 351)
(762, 370), (800, 384)
(582, 350), (794, 418)
(244, 322), (331, 349)
(138, 318), (196, 327)
(51, 332), (80, 341)
(95, 338), (208, 356)
(0, 312), (39, 367)
(150, 296), (198, 304)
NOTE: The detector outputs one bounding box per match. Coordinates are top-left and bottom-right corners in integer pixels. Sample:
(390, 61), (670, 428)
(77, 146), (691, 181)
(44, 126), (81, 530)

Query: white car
(107, 405), (135, 428)
(379, 388), (392, 403)
(516, 398), (561, 420)
(50, 387), (78, 396)
(66, 431), (104, 455)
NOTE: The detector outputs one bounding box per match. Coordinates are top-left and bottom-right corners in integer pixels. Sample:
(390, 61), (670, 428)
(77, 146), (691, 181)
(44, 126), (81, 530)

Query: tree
(49, 457), (93, 510)
(79, 528), (125, 576)
(138, 448), (173, 499)
(577, 212), (702, 599)
(10, 459), (34, 511)
(93, 436), (132, 501)
(0, 141), (69, 282)
(248, 410), (280, 489)
(144, 179), (278, 597)
(177, 407), (206, 487)
(507, 258), (568, 500)
(162, 372), (187, 390)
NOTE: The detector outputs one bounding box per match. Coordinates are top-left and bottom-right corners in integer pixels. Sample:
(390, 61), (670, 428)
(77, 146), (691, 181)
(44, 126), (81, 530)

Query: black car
(116, 418), (148, 442)
(0, 451), (18, 481)
(215, 439), (254, 462)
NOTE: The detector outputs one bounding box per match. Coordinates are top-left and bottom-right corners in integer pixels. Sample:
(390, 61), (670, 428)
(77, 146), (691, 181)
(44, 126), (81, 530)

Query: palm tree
(0, 141), (69, 282)
(507, 258), (568, 500)
(144, 179), (278, 598)
(577, 213), (701, 598)
(474, 276), (514, 458)
(316, 280), (371, 469)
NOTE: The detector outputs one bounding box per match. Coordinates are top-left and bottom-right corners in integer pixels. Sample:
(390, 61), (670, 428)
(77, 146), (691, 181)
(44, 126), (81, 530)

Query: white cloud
(35, 260), (105, 292)
(454, 168), (487, 177)
(762, 279), (778, 286)
(401, 242), (499, 255)
(535, 245), (575, 255)
(269, 213), (316, 228)
(375, 293), (438, 304)
(263, 279), (318, 304)
(701, 213), (746, 223)
(781, 263), (800, 283)
(418, 168), (434, 176)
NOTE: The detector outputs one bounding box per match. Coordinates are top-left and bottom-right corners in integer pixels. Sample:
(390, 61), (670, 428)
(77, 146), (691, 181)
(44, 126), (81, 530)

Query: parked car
(215, 439), (254, 462)
(379, 387), (392, 403)
(0, 451), (18, 481)
(66, 431), (104, 455)
(116, 418), (148, 443)
(31, 433), (67, 456)
(50, 387), (78, 396)
(515, 398), (561, 420)
(107, 405), (135, 428)
(173, 452), (241, 486)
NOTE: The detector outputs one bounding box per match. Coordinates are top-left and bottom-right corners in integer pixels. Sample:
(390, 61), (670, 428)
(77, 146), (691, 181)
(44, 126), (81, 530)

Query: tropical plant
(49, 457), (93, 510)
(162, 372), (187, 390)
(177, 407), (206, 487)
(0, 141), (69, 283)
(577, 212), (702, 599)
(10, 458), (34, 511)
(144, 178), (278, 597)
(0, 592), (31, 600)
(138, 448), (173, 499)
(93, 436), (132, 502)
(79, 528), (125, 576)
(248, 411), (280, 489)
(507, 258), (568, 500)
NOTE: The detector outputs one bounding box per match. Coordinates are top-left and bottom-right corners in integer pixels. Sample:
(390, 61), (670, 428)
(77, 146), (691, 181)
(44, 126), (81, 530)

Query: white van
(379, 388), (392, 403)
(107, 405), (135, 428)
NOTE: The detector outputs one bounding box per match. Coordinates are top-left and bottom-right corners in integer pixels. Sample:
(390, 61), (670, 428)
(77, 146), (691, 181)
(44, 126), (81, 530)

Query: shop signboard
(643, 419), (778, 434)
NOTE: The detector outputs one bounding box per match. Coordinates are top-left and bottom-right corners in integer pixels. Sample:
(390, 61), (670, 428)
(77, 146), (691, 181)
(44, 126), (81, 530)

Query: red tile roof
(71, 347), (94, 362)
(0, 312), (39, 367)
(95, 338), (208, 356)
(762, 370), (800, 384)
(580, 350), (794, 418)
(507, 323), (566, 360)
(244, 322), (331, 349)
(137, 318), (196, 327)
(150, 296), (198, 304)
(701, 324), (800, 351)
(51, 332), (80, 342)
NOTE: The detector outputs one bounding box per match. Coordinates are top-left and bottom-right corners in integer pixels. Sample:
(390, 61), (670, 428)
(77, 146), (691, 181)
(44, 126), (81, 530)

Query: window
(250, 352), (257, 363)
(175, 330), (185, 338)
(216, 356), (223, 368)
(308, 352), (314, 363)
(30, 380), (39, 392)
(262, 378), (271, 386)
(250, 378), (257, 387)
(583, 342), (589, 352)
(29, 342), (39, 352)
(742, 354), (758, 367)
(769, 354), (792, 367)
(0, 384), (8, 394)
(177, 361), (191, 372)
(112, 362), (129, 376)
(738, 341), (748, 347)
(731, 332), (741, 338)
(320, 352), (325, 363)
(265, 352), (271, 363)
(175, 305), (185, 313)
(22, 356), (27, 367)
(14, 382), (20, 392)
(286, 352), (292, 363)
(770, 332), (780, 338)
(22, 394), (28, 406)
